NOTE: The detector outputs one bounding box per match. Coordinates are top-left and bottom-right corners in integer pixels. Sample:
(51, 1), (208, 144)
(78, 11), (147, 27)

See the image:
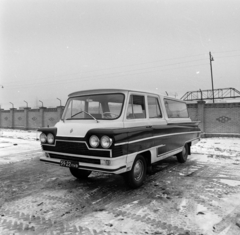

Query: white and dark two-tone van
(39, 89), (201, 188)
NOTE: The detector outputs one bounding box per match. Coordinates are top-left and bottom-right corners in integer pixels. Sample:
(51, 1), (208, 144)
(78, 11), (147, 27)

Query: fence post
(197, 100), (206, 135)
(0, 109), (3, 128)
(10, 108), (16, 129)
(39, 107), (47, 127)
(24, 107), (31, 130)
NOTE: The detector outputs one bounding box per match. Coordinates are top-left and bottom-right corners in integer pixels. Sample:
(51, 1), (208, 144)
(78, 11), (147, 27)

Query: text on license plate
(60, 160), (79, 168)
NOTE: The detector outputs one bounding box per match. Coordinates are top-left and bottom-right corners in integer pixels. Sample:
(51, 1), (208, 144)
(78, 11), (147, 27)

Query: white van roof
(69, 88), (184, 102)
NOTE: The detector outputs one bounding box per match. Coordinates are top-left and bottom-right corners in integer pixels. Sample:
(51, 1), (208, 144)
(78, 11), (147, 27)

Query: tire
(69, 168), (91, 179)
(177, 144), (188, 163)
(125, 155), (146, 189)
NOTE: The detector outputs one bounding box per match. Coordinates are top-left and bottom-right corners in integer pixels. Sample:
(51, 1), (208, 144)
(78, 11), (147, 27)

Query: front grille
(112, 145), (125, 157)
(42, 140), (110, 157)
(49, 153), (100, 164)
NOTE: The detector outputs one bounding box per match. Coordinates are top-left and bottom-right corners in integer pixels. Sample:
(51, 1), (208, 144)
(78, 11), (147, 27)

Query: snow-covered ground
(192, 138), (240, 157)
(0, 129), (42, 165)
(0, 128), (40, 141)
(191, 137), (240, 162)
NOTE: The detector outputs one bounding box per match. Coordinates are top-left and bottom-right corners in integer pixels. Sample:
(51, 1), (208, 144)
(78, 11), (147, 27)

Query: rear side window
(164, 99), (189, 118)
(147, 96), (162, 118)
(127, 95), (146, 119)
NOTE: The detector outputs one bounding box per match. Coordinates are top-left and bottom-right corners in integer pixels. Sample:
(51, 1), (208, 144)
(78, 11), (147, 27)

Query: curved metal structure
(181, 88), (240, 101)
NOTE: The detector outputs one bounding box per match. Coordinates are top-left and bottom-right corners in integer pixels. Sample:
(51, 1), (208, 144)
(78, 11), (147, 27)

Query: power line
(212, 49), (240, 54)
(3, 51), (239, 88)
(216, 54), (240, 59)
(2, 50), (239, 90)
(3, 62), (209, 90)
(3, 58), (207, 88)
(2, 54), (208, 87)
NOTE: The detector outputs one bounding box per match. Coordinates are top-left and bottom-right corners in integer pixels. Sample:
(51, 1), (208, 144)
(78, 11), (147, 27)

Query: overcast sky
(1, 0), (240, 109)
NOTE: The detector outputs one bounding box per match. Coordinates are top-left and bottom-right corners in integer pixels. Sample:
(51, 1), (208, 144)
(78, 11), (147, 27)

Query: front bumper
(40, 152), (127, 174)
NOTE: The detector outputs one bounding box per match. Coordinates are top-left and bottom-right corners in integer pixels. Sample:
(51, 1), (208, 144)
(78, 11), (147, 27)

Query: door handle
(146, 126), (152, 128)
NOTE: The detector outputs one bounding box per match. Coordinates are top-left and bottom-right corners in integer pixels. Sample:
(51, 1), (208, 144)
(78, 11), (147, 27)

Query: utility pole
(209, 51), (214, 103)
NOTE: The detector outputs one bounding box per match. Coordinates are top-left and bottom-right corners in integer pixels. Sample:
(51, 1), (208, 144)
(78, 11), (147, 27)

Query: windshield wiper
(71, 110), (99, 123)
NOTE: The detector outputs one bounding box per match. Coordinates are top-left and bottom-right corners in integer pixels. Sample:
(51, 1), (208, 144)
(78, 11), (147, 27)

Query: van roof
(69, 88), (156, 96)
(68, 88), (184, 102)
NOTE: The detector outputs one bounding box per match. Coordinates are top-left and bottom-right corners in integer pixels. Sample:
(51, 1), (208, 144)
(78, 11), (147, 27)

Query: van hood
(55, 120), (123, 138)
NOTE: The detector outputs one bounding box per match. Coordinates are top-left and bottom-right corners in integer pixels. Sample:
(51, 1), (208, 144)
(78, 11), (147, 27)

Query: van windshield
(63, 93), (125, 120)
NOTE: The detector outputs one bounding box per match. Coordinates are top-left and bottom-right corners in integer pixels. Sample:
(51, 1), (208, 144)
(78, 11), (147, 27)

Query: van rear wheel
(177, 145), (188, 163)
(69, 168), (91, 179)
(125, 155), (146, 189)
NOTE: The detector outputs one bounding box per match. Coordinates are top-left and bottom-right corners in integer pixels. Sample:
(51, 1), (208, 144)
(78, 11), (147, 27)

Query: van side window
(164, 99), (189, 118)
(127, 95), (146, 119)
(147, 96), (162, 118)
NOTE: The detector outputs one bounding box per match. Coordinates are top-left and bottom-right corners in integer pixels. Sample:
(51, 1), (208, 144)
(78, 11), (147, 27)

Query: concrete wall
(0, 102), (239, 137)
(0, 106), (64, 130)
(28, 109), (41, 129)
(14, 110), (24, 128)
(0, 110), (10, 128)
(44, 108), (59, 128)
(187, 101), (240, 137)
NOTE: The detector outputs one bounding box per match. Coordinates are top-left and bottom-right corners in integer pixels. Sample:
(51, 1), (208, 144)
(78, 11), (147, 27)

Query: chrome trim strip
(114, 141), (128, 146)
(115, 131), (201, 146)
(157, 147), (183, 158)
(156, 144), (166, 148)
(55, 135), (85, 138)
(44, 150), (126, 160)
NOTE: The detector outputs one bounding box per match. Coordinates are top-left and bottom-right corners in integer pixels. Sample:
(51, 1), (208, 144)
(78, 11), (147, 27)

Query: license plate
(60, 160), (79, 168)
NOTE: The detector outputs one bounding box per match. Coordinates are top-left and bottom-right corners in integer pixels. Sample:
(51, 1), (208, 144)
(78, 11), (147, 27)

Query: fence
(187, 101), (240, 137)
(0, 106), (64, 130)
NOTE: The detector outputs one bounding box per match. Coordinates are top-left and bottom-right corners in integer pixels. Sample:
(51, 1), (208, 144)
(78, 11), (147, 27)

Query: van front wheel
(125, 155), (146, 189)
(69, 168), (91, 179)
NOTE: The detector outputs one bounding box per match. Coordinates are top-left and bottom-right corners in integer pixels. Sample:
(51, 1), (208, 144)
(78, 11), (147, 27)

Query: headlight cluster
(40, 133), (55, 144)
(89, 135), (112, 149)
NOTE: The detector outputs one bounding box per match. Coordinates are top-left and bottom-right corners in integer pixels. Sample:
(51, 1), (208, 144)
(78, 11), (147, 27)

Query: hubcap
(133, 160), (144, 181)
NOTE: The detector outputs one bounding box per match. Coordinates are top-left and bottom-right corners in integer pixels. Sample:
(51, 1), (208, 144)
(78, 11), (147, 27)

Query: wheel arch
(184, 141), (191, 155)
(138, 150), (151, 167)
(126, 150), (152, 172)
(188, 142), (191, 155)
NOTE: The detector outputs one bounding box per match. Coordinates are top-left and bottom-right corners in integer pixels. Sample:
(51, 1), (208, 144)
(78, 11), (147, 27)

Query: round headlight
(89, 135), (100, 148)
(101, 136), (112, 149)
(47, 133), (55, 144)
(40, 133), (47, 143)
